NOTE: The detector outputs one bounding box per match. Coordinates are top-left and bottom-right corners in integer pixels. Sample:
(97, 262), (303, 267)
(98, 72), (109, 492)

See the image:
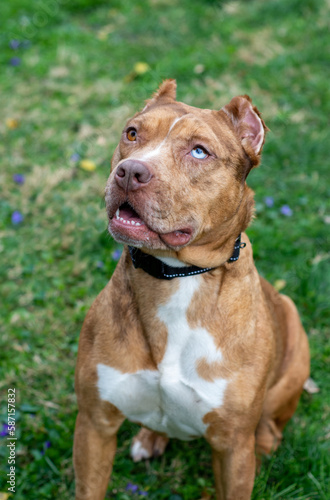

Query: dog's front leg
(73, 411), (124, 500)
(211, 434), (256, 500)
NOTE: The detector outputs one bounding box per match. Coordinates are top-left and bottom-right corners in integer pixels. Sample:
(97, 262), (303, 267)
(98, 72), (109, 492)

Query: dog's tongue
(161, 230), (191, 247)
(119, 203), (144, 224)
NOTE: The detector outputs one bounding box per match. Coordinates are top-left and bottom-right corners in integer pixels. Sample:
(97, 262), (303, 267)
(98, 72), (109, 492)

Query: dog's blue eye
(191, 147), (208, 159)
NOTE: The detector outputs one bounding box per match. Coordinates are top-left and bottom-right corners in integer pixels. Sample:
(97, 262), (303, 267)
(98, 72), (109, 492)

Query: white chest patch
(97, 276), (227, 440)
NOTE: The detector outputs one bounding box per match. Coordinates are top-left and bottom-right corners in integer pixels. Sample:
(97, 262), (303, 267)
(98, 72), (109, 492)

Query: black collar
(128, 234), (245, 280)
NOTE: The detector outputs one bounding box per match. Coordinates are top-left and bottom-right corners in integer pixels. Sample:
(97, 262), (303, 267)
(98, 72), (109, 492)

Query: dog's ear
(222, 95), (268, 167)
(142, 79), (177, 111)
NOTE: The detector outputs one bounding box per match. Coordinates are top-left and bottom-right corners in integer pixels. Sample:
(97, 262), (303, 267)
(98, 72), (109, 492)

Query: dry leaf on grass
(303, 377), (320, 394)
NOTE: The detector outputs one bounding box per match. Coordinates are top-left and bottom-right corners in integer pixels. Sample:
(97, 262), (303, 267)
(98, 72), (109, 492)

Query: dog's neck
(128, 235), (245, 280)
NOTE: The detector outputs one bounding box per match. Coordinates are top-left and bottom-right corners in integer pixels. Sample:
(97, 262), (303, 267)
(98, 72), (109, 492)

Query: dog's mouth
(115, 202), (146, 227)
(109, 201), (192, 248)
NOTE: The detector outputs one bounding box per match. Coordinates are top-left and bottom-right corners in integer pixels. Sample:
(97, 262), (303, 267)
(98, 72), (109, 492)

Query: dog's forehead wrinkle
(125, 108), (237, 163)
(130, 115), (188, 161)
(136, 107), (215, 137)
(136, 106), (185, 129)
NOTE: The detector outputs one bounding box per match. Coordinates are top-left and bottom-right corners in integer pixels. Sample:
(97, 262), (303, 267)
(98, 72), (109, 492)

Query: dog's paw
(130, 439), (152, 462)
(130, 428), (169, 462)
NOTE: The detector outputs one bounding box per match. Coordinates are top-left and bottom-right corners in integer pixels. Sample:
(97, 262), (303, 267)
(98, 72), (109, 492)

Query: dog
(73, 80), (310, 500)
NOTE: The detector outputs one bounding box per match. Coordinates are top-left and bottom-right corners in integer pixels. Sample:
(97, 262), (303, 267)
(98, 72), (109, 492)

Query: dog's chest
(97, 276), (227, 440)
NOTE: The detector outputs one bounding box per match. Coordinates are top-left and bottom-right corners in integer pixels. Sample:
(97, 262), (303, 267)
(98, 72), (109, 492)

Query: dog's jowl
(73, 80), (310, 500)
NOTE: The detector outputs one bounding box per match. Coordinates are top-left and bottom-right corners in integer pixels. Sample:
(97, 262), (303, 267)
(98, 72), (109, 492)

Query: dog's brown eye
(127, 128), (137, 141)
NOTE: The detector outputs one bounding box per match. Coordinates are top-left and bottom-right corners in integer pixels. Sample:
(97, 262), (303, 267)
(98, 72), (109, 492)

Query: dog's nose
(115, 160), (153, 192)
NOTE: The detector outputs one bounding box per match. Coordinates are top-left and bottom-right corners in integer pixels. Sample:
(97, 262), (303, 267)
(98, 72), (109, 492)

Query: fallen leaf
(33, 354), (42, 364)
(6, 118), (19, 129)
(79, 159), (96, 172)
(273, 279), (286, 291)
(312, 253), (329, 265)
(96, 135), (107, 146)
(0, 493), (11, 500)
(38, 400), (60, 409)
(134, 62), (150, 74)
(194, 64), (205, 74)
(49, 66), (69, 78)
(97, 24), (115, 40)
(13, 343), (30, 352)
(303, 377), (320, 394)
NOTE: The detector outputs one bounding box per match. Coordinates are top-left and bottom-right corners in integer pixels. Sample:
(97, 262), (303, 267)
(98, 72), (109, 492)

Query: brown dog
(73, 80), (310, 500)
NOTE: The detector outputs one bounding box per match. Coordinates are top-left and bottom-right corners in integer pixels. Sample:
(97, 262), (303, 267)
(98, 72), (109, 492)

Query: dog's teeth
(116, 213), (141, 226)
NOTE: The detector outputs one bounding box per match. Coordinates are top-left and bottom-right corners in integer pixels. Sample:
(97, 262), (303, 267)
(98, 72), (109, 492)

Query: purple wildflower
(13, 174), (25, 184)
(41, 440), (51, 455)
(126, 482), (139, 493)
(70, 153), (80, 162)
(264, 196), (274, 208)
(139, 491), (148, 496)
(280, 205), (293, 217)
(10, 57), (21, 66)
(0, 424), (9, 437)
(111, 249), (122, 261)
(11, 211), (24, 225)
(10, 40), (21, 50)
(96, 260), (104, 268)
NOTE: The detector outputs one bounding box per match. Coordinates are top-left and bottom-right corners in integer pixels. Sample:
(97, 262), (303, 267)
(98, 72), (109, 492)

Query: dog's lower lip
(110, 203), (192, 247)
(110, 217), (192, 248)
(160, 229), (192, 247)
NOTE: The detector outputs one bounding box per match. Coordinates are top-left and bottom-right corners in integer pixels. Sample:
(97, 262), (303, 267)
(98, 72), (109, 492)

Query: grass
(0, 0), (329, 498)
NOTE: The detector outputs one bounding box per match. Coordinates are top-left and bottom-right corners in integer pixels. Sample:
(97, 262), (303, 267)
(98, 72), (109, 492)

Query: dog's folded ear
(222, 95), (269, 168)
(142, 79), (177, 111)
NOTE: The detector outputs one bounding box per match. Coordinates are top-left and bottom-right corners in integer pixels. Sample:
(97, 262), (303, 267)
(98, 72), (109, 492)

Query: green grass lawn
(0, 0), (329, 498)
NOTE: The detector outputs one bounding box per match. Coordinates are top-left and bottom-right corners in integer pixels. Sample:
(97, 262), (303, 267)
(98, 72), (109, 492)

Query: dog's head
(105, 80), (268, 267)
